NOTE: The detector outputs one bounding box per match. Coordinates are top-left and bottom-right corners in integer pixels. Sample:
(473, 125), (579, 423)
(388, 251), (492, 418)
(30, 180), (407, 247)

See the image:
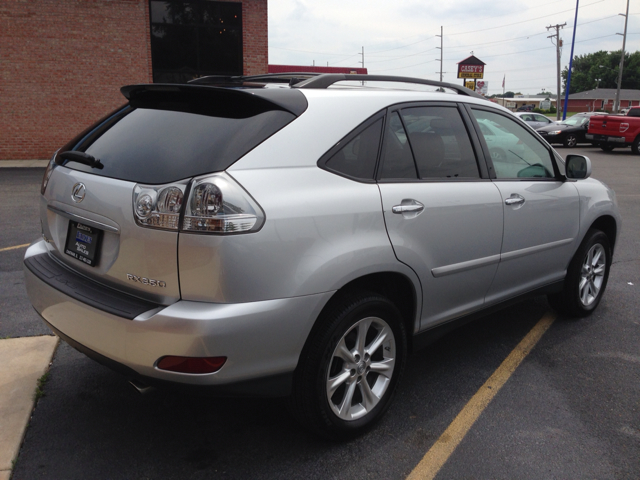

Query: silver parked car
(25, 74), (620, 439)
(514, 111), (557, 129)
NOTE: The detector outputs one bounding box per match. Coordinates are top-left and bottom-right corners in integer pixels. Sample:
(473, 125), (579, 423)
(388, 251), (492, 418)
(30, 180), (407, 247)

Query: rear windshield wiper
(57, 151), (104, 169)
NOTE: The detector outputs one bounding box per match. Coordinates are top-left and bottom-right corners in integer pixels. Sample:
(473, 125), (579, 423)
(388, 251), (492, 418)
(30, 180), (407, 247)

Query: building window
(150, 1), (242, 83)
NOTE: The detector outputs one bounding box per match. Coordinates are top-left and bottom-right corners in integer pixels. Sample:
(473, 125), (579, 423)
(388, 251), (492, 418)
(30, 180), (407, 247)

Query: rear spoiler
(120, 84), (308, 117)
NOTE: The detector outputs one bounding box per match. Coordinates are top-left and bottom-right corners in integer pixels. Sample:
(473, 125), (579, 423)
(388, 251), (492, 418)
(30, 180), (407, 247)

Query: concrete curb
(0, 336), (59, 479)
(0, 161), (48, 168)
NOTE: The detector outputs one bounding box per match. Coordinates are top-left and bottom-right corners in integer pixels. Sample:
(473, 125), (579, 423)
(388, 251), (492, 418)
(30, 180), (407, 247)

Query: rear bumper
(586, 133), (628, 145)
(24, 240), (332, 396)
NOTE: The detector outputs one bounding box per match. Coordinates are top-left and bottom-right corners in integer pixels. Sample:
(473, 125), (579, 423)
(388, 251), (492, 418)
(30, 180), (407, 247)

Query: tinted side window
(471, 109), (555, 179)
(379, 112), (417, 179)
(325, 118), (383, 180)
(401, 106), (479, 179)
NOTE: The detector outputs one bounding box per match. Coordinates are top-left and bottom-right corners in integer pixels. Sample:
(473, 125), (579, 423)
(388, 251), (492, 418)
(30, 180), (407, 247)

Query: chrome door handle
(505, 194), (525, 206)
(392, 199), (424, 218)
(392, 204), (424, 214)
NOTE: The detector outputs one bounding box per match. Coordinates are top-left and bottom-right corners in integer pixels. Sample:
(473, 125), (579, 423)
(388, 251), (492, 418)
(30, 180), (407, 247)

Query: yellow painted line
(0, 243), (30, 253)
(406, 311), (556, 480)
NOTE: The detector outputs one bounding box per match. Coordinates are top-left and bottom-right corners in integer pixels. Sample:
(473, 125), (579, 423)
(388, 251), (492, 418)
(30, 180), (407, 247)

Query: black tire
(563, 134), (578, 148)
(548, 229), (611, 318)
(600, 145), (615, 152)
(632, 136), (640, 155)
(289, 291), (407, 440)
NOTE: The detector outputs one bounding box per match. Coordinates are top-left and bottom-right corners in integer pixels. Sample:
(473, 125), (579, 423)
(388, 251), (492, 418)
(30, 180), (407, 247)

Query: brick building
(559, 89), (640, 113)
(0, 0), (268, 161)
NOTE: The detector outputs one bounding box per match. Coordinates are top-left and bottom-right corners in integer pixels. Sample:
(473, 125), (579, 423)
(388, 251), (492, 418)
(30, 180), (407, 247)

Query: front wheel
(548, 229), (611, 317)
(289, 291), (407, 440)
(563, 134), (578, 148)
(632, 136), (640, 155)
(600, 145), (615, 152)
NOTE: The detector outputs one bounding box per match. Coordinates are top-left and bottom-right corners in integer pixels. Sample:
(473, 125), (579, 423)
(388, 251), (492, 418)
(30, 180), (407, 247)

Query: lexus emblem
(71, 183), (86, 203)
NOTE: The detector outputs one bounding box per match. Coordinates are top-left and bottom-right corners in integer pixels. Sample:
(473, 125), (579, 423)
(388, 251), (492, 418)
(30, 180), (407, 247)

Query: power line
(443, 0), (573, 29)
(367, 49), (438, 63)
(374, 60), (437, 73)
(445, 33), (619, 61)
(448, 0), (604, 36)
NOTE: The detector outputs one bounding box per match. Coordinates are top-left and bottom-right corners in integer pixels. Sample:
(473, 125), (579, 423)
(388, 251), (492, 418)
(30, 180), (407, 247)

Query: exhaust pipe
(128, 379), (156, 395)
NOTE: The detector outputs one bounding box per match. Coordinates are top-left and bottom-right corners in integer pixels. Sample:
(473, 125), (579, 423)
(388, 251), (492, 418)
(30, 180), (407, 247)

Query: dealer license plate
(64, 221), (102, 266)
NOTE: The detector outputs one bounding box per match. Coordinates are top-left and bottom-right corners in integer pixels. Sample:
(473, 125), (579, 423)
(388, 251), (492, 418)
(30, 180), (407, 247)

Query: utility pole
(436, 26), (443, 82)
(359, 46), (365, 85)
(614, 0), (630, 113)
(562, 1), (579, 121)
(547, 23), (566, 120)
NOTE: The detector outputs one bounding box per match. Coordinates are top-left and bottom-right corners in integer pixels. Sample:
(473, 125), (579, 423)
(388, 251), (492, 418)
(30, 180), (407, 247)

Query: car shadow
(14, 298), (552, 480)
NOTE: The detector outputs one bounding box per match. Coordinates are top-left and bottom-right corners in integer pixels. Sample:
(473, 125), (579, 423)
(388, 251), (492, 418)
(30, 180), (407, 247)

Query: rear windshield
(59, 89), (298, 184)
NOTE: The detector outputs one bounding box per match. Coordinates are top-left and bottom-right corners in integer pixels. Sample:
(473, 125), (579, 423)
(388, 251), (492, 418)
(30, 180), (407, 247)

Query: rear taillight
(133, 182), (188, 230)
(182, 173), (264, 234)
(132, 172), (264, 234)
(41, 151), (58, 195)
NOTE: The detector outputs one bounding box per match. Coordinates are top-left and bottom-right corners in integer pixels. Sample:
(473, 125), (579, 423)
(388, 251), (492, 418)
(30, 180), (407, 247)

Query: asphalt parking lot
(2, 146), (639, 479)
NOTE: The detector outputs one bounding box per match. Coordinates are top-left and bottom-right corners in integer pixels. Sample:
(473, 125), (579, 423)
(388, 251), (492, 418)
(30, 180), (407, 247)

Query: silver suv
(25, 74), (620, 439)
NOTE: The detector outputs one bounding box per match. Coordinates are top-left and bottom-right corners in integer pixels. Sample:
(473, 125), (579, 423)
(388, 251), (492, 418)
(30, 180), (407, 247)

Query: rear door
(377, 103), (504, 329)
(40, 86), (301, 304)
(41, 167), (183, 304)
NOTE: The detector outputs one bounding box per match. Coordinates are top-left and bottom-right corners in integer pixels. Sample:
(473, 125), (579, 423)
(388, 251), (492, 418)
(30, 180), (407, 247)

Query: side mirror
(566, 154), (592, 180)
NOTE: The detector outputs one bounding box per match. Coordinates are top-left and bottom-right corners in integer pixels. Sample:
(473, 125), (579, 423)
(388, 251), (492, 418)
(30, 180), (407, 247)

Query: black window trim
(376, 101), (490, 183)
(464, 104), (563, 182)
(316, 109), (387, 184)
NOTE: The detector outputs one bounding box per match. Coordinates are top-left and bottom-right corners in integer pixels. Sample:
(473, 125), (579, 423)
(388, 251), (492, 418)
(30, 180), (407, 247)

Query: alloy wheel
(579, 243), (606, 307)
(326, 316), (396, 421)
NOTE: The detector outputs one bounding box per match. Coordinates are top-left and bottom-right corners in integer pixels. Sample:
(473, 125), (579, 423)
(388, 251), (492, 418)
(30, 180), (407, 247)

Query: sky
(268, 0), (639, 96)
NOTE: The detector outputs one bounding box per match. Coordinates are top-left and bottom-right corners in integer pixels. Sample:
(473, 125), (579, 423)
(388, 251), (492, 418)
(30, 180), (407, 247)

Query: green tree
(562, 50), (640, 94)
(490, 91), (518, 98)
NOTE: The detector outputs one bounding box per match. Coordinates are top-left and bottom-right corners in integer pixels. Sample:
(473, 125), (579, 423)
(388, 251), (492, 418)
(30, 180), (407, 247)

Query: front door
(468, 107), (580, 304)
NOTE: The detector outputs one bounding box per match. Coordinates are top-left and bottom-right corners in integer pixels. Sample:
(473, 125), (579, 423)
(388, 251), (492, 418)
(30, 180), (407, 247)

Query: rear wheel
(563, 134), (578, 148)
(632, 136), (640, 155)
(548, 229), (611, 317)
(600, 145), (615, 152)
(289, 291), (407, 440)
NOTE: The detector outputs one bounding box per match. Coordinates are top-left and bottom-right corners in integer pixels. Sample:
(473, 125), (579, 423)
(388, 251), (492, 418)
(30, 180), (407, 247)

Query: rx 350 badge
(126, 274), (166, 288)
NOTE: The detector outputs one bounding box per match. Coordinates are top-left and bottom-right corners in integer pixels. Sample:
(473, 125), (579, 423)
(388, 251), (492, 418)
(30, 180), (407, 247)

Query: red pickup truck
(586, 106), (640, 153)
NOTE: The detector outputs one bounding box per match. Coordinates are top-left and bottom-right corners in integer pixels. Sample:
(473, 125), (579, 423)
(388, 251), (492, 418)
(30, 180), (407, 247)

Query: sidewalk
(0, 336), (58, 480)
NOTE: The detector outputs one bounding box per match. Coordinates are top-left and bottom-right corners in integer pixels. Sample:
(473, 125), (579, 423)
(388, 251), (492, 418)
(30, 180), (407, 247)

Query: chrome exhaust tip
(128, 379), (156, 395)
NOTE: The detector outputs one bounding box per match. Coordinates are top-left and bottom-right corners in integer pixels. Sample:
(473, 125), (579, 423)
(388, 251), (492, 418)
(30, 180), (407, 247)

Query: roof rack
(188, 73), (321, 87)
(292, 74), (486, 99)
(186, 73), (487, 99)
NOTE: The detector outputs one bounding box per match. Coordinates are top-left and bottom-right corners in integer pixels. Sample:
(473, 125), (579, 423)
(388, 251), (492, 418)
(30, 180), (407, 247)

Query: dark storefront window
(150, 1), (243, 83)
